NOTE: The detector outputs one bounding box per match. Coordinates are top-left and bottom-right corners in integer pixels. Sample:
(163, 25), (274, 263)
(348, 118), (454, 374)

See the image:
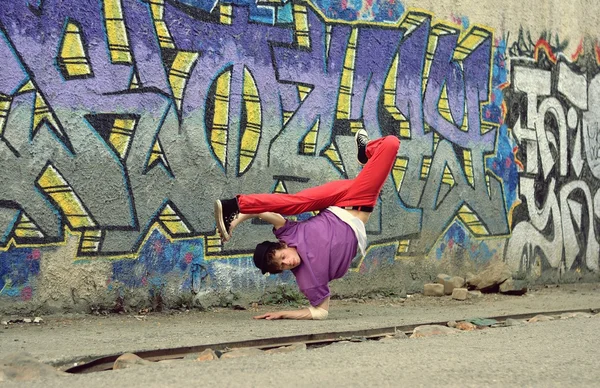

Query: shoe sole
(354, 129), (367, 167)
(214, 200), (231, 241)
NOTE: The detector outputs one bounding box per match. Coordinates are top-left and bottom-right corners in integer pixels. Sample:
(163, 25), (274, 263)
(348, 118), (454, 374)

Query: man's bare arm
(253, 297), (330, 320)
(257, 212), (286, 230)
(229, 212), (286, 235)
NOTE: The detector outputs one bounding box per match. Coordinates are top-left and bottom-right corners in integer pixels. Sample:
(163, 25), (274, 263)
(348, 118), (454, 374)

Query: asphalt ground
(1, 283), (599, 387)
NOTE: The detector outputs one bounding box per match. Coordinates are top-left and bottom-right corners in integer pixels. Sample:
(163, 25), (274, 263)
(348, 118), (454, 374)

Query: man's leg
(215, 131), (400, 239)
(237, 132), (400, 214)
(214, 180), (351, 240)
(334, 134), (400, 208)
(236, 179), (352, 215)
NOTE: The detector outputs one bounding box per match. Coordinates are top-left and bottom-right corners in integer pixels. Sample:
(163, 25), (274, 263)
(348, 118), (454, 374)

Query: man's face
(273, 246), (301, 271)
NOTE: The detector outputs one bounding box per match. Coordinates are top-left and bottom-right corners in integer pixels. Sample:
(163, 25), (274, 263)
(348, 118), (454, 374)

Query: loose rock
(185, 349), (219, 362)
(468, 290), (483, 298)
(528, 315), (554, 323)
(220, 348), (264, 359)
(504, 318), (526, 326)
(499, 278), (528, 295)
(559, 312), (591, 319)
(0, 352), (67, 382)
(423, 283), (444, 297)
(467, 318), (498, 327)
(452, 288), (468, 300)
(455, 321), (477, 331)
(33, 317), (43, 324)
(438, 275), (465, 295)
(410, 325), (460, 338)
(113, 353), (153, 370)
(380, 331), (409, 342)
(466, 260), (512, 291)
(447, 321), (458, 328)
(23, 318), (32, 324)
(265, 343), (307, 354)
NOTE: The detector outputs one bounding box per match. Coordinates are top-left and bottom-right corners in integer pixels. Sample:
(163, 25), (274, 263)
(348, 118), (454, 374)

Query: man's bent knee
(383, 135), (400, 151)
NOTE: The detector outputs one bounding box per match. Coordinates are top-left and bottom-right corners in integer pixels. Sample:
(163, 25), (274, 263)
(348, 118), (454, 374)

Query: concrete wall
(1, 0), (599, 313)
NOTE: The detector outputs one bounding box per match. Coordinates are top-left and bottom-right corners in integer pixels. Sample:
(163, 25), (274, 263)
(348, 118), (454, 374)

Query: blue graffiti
(0, 248), (40, 298)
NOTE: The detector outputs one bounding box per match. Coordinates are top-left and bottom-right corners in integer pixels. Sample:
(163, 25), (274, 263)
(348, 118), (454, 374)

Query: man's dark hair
(253, 241), (287, 274)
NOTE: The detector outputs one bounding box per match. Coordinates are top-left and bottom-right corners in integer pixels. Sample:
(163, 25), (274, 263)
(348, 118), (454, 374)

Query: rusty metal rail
(64, 307), (599, 374)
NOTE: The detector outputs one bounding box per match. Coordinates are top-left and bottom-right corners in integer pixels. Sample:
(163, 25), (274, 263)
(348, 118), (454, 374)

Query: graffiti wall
(0, 0), (597, 310)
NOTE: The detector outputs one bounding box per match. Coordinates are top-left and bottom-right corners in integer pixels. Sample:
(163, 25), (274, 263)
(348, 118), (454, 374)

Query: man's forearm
(257, 212), (286, 229)
(280, 308), (313, 320)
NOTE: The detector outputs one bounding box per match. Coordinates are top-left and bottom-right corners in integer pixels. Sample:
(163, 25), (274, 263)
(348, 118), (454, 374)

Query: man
(214, 130), (400, 320)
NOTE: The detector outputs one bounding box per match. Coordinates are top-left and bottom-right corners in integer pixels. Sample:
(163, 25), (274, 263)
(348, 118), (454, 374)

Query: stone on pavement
(528, 315), (554, 323)
(438, 275), (465, 295)
(559, 312), (591, 319)
(452, 288), (468, 300)
(468, 290), (483, 298)
(455, 321), (477, 331)
(499, 278), (528, 295)
(504, 318), (526, 326)
(0, 352), (67, 382)
(466, 260), (512, 291)
(184, 349), (219, 362)
(380, 331), (409, 342)
(265, 343), (307, 354)
(467, 318), (499, 327)
(423, 283), (444, 297)
(410, 325), (460, 338)
(220, 348), (264, 359)
(436, 274), (450, 284)
(113, 353), (153, 370)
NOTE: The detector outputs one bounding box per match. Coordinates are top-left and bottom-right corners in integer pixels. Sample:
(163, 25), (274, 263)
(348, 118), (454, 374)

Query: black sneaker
(214, 198), (239, 241)
(354, 129), (369, 166)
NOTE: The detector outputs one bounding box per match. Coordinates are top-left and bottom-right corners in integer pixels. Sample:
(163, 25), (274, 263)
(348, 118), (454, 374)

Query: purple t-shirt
(274, 210), (358, 306)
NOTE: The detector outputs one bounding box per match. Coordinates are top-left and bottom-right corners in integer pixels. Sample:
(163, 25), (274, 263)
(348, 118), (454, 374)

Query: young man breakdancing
(214, 130), (400, 320)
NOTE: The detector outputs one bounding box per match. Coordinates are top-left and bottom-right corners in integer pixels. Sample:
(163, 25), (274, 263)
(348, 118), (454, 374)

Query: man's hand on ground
(253, 308), (313, 320)
(253, 312), (286, 320)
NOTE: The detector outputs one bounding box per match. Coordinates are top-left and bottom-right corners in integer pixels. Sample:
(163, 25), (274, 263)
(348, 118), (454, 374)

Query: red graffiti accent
(500, 100), (507, 124)
(21, 286), (32, 301)
(512, 146), (524, 171)
(31, 249), (41, 260)
(341, 0), (347, 10)
(595, 42), (600, 65)
(153, 240), (163, 254)
(504, 157), (511, 168)
(571, 38), (584, 62)
(184, 252), (193, 264)
(450, 14), (462, 26)
(141, 277), (147, 286)
(534, 39), (558, 63)
(366, 0), (373, 7)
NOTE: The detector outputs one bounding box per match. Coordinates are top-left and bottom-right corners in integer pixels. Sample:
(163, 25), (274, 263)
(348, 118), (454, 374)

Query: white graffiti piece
(506, 178), (562, 272)
(507, 63), (599, 274)
(583, 74), (600, 179)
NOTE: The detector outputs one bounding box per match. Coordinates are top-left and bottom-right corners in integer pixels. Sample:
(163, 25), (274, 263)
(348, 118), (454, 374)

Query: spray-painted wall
(0, 0), (599, 312)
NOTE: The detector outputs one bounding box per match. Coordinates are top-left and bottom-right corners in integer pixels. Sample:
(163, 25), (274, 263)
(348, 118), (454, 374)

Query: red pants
(237, 136), (400, 215)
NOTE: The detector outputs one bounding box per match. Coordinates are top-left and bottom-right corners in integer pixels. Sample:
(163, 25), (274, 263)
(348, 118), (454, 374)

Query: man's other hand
(253, 312), (285, 320)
